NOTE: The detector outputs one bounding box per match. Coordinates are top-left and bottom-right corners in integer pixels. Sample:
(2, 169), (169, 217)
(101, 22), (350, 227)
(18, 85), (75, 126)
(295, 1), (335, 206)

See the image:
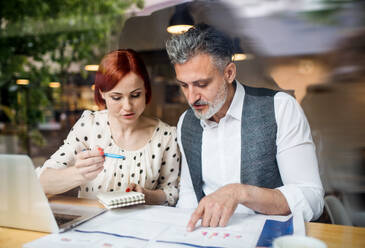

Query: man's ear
(224, 62), (236, 84)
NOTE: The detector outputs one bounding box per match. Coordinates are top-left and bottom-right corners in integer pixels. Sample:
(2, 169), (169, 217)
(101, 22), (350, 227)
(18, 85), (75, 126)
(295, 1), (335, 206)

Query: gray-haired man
(166, 24), (324, 231)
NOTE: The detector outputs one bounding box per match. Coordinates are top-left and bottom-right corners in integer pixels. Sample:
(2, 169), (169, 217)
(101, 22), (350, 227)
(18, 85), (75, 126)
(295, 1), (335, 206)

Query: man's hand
(187, 184), (291, 232)
(187, 183), (242, 231)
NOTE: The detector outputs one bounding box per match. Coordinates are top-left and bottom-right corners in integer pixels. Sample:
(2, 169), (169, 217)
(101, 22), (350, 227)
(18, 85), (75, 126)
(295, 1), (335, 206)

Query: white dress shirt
(176, 82), (324, 221)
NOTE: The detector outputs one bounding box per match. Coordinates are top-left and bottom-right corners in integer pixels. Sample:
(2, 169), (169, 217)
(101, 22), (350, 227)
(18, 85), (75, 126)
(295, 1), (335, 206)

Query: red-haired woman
(38, 49), (180, 206)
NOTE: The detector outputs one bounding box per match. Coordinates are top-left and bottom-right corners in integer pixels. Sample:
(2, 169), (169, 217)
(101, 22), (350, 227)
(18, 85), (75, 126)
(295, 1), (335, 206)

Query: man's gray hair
(165, 23), (234, 71)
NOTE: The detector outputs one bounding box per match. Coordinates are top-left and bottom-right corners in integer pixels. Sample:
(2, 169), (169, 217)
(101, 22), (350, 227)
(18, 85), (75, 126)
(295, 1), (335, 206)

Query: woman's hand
(127, 183), (166, 205)
(74, 148), (105, 184)
(127, 183), (145, 194)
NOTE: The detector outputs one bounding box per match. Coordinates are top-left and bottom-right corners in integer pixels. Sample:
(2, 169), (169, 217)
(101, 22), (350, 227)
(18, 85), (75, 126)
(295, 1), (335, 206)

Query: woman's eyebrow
(130, 88), (142, 93)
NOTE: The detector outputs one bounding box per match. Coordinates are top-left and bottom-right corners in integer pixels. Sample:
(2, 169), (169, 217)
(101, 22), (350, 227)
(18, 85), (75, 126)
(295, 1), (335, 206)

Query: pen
(96, 147), (125, 159)
(104, 153), (125, 159)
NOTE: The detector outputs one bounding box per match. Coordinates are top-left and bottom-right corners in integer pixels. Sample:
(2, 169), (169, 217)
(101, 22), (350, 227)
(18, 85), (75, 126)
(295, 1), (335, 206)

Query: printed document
(24, 205), (305, 248)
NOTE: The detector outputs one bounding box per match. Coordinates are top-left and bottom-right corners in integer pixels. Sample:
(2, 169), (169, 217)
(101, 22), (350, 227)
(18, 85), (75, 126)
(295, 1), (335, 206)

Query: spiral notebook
(97, 191), (145, 209)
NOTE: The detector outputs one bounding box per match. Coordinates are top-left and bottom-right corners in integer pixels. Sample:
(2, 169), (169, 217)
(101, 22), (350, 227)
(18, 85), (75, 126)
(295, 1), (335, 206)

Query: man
(165, 23), (324, 231)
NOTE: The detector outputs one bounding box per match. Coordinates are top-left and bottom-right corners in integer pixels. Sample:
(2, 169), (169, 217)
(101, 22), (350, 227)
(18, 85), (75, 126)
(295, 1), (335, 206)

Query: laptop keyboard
(54, 213), (81, 226)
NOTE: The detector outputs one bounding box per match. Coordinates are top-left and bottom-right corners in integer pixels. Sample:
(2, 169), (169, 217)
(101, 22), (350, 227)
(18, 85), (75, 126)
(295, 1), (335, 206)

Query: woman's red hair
(94, 49), (151, 108)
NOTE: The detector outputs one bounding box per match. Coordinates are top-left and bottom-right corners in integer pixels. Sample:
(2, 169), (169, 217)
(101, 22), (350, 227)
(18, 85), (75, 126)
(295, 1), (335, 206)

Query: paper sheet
(24, 205), (305, 248)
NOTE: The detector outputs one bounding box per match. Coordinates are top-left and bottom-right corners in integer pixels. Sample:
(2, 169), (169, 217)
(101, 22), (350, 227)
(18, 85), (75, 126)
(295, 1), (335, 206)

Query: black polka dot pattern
(47, 111), (180, 206)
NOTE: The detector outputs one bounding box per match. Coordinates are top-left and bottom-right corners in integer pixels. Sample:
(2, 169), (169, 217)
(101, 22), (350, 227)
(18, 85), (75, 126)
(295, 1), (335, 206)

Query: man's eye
(197, 83), (207, 88)
(180, 83), (188, 88)
(131, 93), (141, 98)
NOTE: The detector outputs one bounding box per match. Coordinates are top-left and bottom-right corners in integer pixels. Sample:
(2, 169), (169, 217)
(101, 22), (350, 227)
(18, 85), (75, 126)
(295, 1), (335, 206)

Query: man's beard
(189, 82), (228, 120)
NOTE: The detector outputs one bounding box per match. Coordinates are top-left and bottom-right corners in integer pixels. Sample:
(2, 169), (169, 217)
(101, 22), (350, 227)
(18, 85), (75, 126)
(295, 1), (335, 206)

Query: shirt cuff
(277, 184), (314, 221)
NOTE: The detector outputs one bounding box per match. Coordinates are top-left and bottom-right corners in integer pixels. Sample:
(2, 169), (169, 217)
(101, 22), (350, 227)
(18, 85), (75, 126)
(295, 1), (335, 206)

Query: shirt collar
(227, 80), (244, 121)
(200, 80), (244, 128)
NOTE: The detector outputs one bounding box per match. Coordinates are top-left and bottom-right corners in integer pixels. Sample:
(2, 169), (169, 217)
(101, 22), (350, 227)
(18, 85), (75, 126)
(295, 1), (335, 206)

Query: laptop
(0, 154), (106, 233)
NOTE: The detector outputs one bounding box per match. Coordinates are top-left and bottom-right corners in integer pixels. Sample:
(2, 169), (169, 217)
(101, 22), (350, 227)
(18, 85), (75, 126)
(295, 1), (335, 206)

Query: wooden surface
(305, 222), (365, 248)
(1, 196), (365, 248)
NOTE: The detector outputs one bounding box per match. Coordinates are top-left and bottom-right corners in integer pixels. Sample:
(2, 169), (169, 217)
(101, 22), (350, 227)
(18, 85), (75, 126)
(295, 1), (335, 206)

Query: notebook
(97, 191), (145, 209)
(0, 154), (106, 233)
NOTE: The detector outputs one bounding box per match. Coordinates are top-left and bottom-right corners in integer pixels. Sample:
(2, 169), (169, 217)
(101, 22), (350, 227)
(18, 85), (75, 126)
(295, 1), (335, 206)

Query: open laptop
(0, 154), (106, 233)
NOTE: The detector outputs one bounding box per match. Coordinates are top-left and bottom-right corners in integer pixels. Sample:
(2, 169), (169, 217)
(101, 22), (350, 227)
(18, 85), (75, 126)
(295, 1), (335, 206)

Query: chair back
(324, 195), (352, 226)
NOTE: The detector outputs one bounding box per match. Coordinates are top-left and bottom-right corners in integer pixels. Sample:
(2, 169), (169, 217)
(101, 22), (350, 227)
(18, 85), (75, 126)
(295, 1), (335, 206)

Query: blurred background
(0, 0), (364, 226)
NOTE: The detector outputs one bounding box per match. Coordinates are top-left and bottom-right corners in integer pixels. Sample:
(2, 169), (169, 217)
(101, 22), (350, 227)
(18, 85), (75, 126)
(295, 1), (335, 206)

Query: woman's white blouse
(38, 110), (180, 206)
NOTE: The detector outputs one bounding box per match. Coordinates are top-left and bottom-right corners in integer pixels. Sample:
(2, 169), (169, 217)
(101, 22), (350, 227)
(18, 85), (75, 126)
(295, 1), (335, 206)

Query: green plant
(0, 0), (143, 155)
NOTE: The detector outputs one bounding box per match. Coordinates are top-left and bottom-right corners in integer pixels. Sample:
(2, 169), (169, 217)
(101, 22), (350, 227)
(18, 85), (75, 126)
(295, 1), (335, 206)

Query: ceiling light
(16, 79), (29, 85)
(232, 38), (250, 62)
(85, 65), (99, 71)
(167, 4), (194, 34)
(49, 82), (61, 88)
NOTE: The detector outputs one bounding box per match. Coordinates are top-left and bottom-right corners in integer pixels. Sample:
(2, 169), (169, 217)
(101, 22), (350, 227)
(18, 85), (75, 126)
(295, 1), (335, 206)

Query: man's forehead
(175, 68), (212, 84)
(174, 54), (217, 81)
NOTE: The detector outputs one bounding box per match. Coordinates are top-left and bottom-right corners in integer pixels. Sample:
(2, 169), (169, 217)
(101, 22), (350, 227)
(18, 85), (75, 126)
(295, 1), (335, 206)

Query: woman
(38, 49), (180, 206)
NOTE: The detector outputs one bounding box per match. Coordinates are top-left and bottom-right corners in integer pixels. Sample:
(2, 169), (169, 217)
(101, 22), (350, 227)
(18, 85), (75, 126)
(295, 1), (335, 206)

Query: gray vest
(181, 84), (284, 202)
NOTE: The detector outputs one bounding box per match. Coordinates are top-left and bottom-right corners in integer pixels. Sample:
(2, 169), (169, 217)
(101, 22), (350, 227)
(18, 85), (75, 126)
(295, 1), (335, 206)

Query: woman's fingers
(84, 166), (104, 180)
(75, 151), (104, 168)
(127, 183), (136, 192)
(134, 184), (144, 193)
(78, 162), (103, 174)
(77, 149), (100, 160)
